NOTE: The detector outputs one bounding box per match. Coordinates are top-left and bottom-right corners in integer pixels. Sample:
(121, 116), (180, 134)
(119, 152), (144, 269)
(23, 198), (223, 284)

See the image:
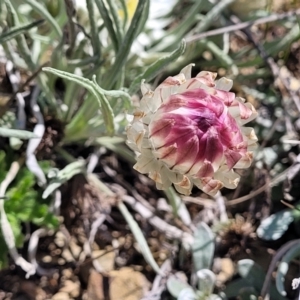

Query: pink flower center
(149, 88), (247, 173)
(196, 110), (219, 132)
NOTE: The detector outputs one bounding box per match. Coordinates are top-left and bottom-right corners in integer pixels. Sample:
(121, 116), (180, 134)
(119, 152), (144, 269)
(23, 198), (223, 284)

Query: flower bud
(126, 65), (258, 195)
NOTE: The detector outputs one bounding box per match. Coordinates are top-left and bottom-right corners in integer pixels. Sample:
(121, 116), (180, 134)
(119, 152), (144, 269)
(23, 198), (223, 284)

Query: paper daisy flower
(126, 65), (258, 196)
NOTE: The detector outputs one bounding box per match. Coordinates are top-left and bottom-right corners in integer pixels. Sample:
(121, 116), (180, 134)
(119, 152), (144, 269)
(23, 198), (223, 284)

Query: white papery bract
(126, 65), (258, 196)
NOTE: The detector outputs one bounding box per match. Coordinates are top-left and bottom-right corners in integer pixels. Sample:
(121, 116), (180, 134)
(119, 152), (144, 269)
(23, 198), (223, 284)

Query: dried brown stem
(186, 9), (300, 43)
(227, 165), (294, 206)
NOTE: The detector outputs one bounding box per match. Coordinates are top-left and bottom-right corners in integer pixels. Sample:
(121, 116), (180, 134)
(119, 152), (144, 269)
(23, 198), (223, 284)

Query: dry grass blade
(186, 9), (300, 43)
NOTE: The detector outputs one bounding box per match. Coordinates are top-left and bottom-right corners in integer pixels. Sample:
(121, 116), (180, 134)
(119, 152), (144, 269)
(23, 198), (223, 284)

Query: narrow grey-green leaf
(238, 259), (285, 300)
(43, 67), (115, 135)
(129, 40), (186, 94)
(0, 19), (45, 43)
(118, 0), (128, 27)
(106, 0), (123, 41)
(0, 128), (37, 139)
(238, 288), (258, 300)
(224, 278), (256, 298)
(56, 160), (86, 181)
(99, 89), (132, 106)
(256, 209), (294, 241)
(9, 137), (23, 150)
(167, 274), (192, 298)
(151, 0), (204, 52)
(192, 222), (215, 271)
(4, 0), (57, 110)
(131, 0), (149, 42)
(42, 181), (61, 199)
(178, 287), (197, 300)
(43, 160), (86, 198)
(276, 242), (300, 296)
(200, 40), (238, 74)
(94, 0), (119, 51)
(238, 259), (266, 286)
(86, 0), (101, 57)
(24, 0), (62, 38)
(197, 269), (216, 295)
(102, 0), (149, 89)
(193, 0), (234, 33)
(43, 67), (98, 97)
(118, 201), (162, 274)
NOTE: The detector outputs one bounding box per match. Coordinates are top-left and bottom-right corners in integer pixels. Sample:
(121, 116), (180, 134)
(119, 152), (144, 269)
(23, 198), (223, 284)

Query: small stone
(54, 231), (66, 248)
(61, 248), (75, 263)
(58, 258), (66, 265)
(62, 268), (73, 279)
(60, 280), (80, 298)
(42, 256), (52, 263)
(87, 270), (104, 300)
(216, 258), (235, 284)
(69, 238), (82, 259)
(92, 249), (115, 272)
(109, 267), (150, 300)
(52, 292), (70, 300)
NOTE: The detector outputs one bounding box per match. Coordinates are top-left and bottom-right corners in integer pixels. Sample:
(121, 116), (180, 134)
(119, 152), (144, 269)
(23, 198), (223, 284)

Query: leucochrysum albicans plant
(126, 64), (258, 195)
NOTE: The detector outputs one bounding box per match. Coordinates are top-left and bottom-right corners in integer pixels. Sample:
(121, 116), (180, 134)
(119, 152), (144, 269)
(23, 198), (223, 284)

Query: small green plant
(0, 151), (58, 268)
(166, 223), (223, 300)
